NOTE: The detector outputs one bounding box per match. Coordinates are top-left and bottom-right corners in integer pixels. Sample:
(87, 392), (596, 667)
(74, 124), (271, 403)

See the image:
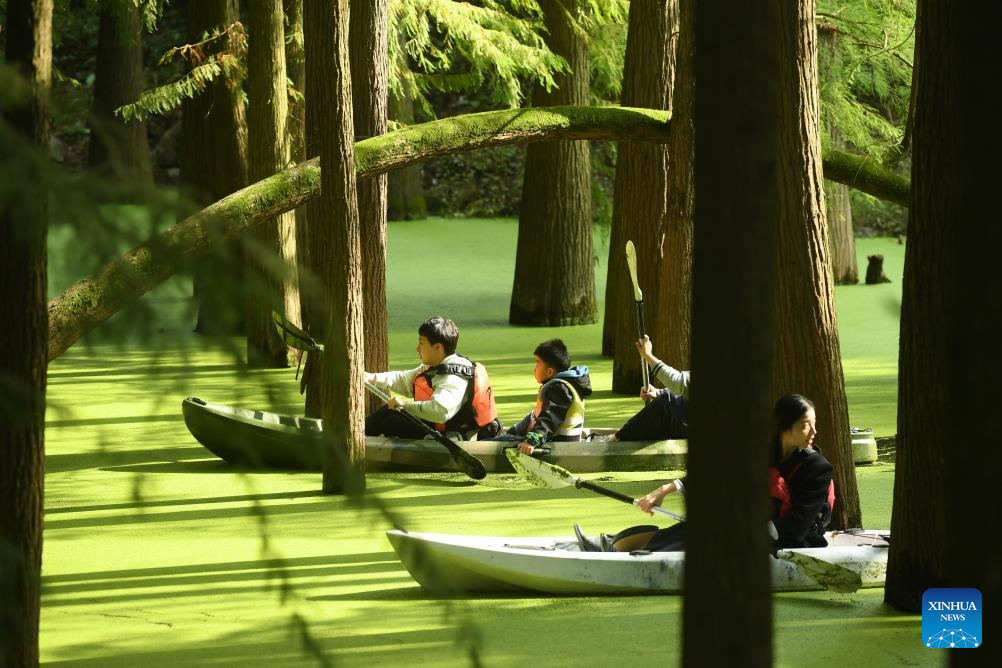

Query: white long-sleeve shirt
(368, 353), (472, 424)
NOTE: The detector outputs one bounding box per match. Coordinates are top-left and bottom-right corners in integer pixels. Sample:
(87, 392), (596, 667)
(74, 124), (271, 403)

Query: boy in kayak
(364, 316), (502, 440)
(596, 334), (689, 441)
(577, 394), (834, 552)
(488, 339), (593, 453)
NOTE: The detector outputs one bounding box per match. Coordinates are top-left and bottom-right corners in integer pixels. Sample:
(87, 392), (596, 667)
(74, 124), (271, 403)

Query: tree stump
(865, 254), (892, 284)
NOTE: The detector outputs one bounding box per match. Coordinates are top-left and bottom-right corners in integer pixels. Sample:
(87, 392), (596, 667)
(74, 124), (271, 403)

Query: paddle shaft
(363, 381), (487, 480)
(625, 242), (650, 396)
(574, 478), (683, 521)
(633, 300), (650, 392)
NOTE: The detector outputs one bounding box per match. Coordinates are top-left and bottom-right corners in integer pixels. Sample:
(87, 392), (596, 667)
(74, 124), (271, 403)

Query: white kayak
(386, 529), (889, 595)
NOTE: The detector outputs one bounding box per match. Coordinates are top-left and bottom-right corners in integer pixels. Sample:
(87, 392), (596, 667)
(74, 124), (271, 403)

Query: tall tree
(772, 0), (859, 529)
(350, 0), (390, 413)
(303, 0), (366, 494)
(655, 0), (695, 370)
(818, 25), (858, 285)
(182, 0), (249, 335)
(509, 0), (596, 326)
(883, 0), (1002, 616)
(603, 0), (677, 393)
(245, 0), (298, 367)
(0, 1), (52, 663)
(87, 0), (153, 189)
(684, 0), (780, 665)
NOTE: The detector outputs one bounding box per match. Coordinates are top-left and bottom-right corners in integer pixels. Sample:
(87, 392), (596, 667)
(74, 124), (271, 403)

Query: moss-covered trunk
(0, 1), (52, 663)
(772, 0), (859, 529)
(509, 0), (596, 327)
(604, 0), (677, 393)
(46, 106), (911, 363)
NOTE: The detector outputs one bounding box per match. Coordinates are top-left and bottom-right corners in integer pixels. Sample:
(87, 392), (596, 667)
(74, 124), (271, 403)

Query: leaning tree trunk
(183, 0), (249, 335)
(45, 107), (912, 364)
(818, 25), (858, 285)
(773, 0), (860, 530)
(0, 2), (52, 664)
(683, 0), (780, 665)
(603, 0), (677, 394)
(246, 0), (298, 368)
(87, 0), (153, 190)
(303, 0), (366, 494)
(387, 90), (428, 220)
(655, 0), (695, 370)
(350, 0), (389, 414)
(509, 0), (596, 326)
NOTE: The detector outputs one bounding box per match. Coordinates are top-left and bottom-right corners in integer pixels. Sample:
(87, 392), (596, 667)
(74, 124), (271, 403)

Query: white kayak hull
(386, 529), (889, 595)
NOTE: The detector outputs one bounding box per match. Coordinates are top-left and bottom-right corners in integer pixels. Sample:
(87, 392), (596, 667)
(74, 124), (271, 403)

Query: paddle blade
(506, 449), (575, 489)
(776, 551), (863, 593)
(272, 311), (324, 352)
(625, 240), (643, 301)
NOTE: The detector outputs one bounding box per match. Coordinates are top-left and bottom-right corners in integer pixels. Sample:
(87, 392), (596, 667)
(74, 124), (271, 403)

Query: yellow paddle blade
(505, 449), (576, 489)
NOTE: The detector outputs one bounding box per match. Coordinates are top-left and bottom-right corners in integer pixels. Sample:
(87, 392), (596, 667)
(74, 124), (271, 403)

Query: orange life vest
(412, 360), (498, 432)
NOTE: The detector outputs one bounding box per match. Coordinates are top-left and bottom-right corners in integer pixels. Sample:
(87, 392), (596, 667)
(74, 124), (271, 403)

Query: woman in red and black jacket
(575, 394), (835, 552)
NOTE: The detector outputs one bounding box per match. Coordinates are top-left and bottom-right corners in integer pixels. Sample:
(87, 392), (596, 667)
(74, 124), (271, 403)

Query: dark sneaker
(574, 524), (605, 552)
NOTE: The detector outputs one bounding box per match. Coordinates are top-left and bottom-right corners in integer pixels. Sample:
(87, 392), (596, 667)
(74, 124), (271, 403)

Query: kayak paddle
(364, 380), (487, 480)
(506, 450), (864, 592)
(506, 449), (685, 521)
(625, 240), (650, 397)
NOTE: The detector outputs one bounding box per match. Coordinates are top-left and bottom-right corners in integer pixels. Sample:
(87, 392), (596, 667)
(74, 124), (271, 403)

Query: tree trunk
(45, 107), (911, 363)
(941, 8), (1002, 661)
(772, 0), (860, 530)
(350, 0), (389, 415)
(684, 0), (779, 665)
(182, 0), (249, 335)
(603, 0), (677, 394)
(0, 1), (52, 664)
(246, 0), (297, 368)
(87, 0), (153, 190)
(818, 27), (858, 285)
(509, 0), (596, 326)
(656, 0), (695, 370)
(883, 0), (951, 613)
(303, 0), (366, 494)
(284, 0), (308, 354)
(387, 91), (427, 220)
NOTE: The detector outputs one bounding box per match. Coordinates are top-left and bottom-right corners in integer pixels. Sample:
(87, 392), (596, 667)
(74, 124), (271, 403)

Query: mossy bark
(509, 0), (596, 327)
(0, 1), (52, 664)
(772, 0), (859, 530)
(46, 105), (911, 363)
(604, 0), (677, 394)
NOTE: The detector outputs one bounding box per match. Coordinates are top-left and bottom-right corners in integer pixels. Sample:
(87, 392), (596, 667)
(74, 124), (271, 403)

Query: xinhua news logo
(922, 588), (982, 648)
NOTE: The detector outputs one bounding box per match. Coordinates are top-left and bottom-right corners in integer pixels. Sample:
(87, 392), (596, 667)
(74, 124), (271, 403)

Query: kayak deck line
(386, 529), (890, 596)
(181, 396), (879, 473)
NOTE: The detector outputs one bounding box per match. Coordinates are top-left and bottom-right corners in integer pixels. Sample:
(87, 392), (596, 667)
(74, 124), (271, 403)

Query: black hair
(772, 393), (815, 460)
(534, 338), (571, 372)
(418, 316), (459, 355)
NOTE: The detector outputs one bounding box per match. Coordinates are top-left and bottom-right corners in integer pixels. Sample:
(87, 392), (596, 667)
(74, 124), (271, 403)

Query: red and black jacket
(769, 445), (835, 548)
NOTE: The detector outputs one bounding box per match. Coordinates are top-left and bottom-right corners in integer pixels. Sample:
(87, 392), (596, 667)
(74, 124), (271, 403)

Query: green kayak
(181, 397), (879, 472)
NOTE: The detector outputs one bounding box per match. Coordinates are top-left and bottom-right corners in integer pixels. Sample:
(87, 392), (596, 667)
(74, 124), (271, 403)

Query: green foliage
(586, 6), (628, 104)
(817, 0), (915, 162)
(116, 20), (247, 123)
(424, 145), (526, 217)
(389, 0), (569, 113)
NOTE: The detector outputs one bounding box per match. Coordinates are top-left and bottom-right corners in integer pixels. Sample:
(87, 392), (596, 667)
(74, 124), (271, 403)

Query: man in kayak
(488, 339), (593, 453)
(364, 316), (503, 440)
(594, 335), (689, 442)
(577, 394), (835, 552)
